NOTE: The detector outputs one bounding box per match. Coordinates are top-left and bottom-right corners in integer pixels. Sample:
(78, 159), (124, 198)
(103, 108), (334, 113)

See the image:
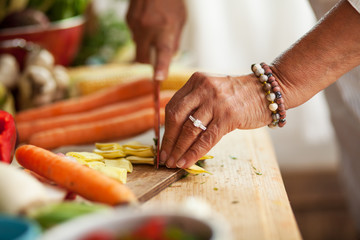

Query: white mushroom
(53, 65), (70, 100)
(18, 65), (57, 109)
(26, 49), (54, 70)
(53, 65), (70, 89)
(0, 54), (19, 89)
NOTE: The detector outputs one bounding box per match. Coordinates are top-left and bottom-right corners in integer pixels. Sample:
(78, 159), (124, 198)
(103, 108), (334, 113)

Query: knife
(153, 79), (161, 169)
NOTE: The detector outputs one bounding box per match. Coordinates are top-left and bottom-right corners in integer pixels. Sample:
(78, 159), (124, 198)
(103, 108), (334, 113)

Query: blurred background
(0, 0), (357, 239)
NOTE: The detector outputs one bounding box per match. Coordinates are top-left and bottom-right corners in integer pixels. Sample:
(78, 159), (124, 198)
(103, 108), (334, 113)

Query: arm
(126, 0), (186, 81)
(273, 0), (360, 108)
(160, 0), (360, 169)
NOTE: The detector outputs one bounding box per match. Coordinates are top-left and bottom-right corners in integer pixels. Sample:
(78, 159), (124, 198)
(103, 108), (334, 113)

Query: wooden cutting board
(126, 165), (185, 202)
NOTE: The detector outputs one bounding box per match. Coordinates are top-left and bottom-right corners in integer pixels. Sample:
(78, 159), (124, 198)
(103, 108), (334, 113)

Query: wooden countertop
(142, 128), (302, 240)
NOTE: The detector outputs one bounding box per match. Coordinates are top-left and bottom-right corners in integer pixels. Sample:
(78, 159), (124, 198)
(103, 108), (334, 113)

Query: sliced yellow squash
(185, 165), (211, 174)
(95, 142), (122, 150)
(104, 159), (133, 173)
(123, 146), (154, 157)
(93, 149), (126, 158)
(198, 155), (214, 160)
(126, 156), (154, 165)
(92, 165), (127, 184)
(66, 152), (104, 161)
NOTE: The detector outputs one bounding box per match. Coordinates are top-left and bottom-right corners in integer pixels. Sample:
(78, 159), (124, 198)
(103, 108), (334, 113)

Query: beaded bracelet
(251, 63), (287, 128)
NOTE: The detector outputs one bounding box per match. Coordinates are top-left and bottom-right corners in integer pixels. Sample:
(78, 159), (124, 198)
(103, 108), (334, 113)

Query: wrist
(268, 64), (291, 110)
(236, 74), (273, 129)
(251, 63), (287, 128)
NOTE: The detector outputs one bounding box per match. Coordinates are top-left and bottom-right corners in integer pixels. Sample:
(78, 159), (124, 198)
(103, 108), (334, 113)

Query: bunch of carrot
(15, 79), (174, 149)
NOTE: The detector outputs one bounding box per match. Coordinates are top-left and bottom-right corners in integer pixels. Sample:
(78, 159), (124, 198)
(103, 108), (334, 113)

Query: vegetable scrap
(185, 165), (212, 175)
(180, 172), (190, 180)
(213, 187), (219, 191)
(252, 165), (263, 176)
(195, 160), (205, 168)
(229, 155), (237, 160)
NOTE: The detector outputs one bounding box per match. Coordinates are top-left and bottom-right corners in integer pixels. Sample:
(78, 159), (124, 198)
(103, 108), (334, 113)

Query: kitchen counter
(142, 128), (302, 240)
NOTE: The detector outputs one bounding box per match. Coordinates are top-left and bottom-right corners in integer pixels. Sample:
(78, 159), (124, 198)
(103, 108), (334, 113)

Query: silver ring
(189, 115), (207, 131)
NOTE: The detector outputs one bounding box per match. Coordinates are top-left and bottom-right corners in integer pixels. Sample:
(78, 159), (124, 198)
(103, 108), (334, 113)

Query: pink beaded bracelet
(251, 63), (287, 128)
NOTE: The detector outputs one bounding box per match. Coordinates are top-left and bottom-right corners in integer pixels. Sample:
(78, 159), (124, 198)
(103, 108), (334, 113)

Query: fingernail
(166, 157), (175, 168)
(176, 159), (186, 168)
(155, 70), (165, 81)
(160, 151), (167, 165)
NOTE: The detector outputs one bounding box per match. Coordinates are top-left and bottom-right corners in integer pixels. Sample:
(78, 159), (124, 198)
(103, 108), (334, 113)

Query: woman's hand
(126, 0), (186, 81)
(159, 72), (272, 169)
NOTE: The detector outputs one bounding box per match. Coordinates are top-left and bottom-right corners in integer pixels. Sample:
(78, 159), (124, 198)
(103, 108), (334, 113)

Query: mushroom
(17, 48), (70, 109)
(18, 65), (57, 109)
(0, 54), (19, 89)
(26, 48), (54, 70)
(53, 65), (70, 100)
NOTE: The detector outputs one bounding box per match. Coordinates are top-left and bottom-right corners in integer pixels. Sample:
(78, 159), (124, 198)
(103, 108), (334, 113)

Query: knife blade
(153, 79), (161, 169)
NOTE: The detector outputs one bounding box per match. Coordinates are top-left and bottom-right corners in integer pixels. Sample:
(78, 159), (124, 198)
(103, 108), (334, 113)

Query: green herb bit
(252, 165), (263, 175)
(200, 182), (206, 184)
(229, 155), (237, 160)
(153, 137), (158, 147)
(195, 160), (205, 168)
(220, 164), (224, 167)
(181, 172), (190, 179)
(213, 187), (218, 191)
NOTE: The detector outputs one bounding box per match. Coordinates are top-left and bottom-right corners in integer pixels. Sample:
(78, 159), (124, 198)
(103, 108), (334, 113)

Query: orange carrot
(15, 78), (153, 123)
(17, 91), (174, 143)
(15, 145), (137, 205)
(29, 108), (165, 150)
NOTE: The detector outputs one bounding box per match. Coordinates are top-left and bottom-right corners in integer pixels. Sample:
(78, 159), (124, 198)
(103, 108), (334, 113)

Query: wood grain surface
(142, 128), (302, 240)
(52, 128), (300, 239)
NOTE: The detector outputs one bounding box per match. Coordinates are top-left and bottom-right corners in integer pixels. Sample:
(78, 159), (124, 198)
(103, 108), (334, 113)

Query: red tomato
(133, 217), (167, 240)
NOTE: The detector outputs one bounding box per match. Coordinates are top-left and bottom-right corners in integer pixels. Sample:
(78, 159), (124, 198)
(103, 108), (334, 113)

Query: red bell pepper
(0, 110), (17, 164)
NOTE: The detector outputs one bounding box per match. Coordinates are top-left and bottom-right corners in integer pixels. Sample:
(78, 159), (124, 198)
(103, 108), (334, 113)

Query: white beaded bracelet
(251, 63), (287, 128)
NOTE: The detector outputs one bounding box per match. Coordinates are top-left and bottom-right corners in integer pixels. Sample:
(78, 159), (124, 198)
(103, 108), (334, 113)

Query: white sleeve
(348, 0), (360, 14)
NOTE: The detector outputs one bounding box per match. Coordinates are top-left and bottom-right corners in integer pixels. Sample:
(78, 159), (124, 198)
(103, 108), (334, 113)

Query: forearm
(272, 0), (360, 109)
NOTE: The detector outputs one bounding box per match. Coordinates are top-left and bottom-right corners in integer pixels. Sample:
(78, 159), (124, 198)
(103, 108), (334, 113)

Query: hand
(126, 0), (186, 81)
(159, 72), (272, 169)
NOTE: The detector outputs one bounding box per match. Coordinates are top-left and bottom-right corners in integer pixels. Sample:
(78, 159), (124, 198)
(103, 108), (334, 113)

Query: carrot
(29, 108), (165, 150)
(15, 78), (153, 123)
(17, 91), (174, 143)
(15, 145), (137, 205)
